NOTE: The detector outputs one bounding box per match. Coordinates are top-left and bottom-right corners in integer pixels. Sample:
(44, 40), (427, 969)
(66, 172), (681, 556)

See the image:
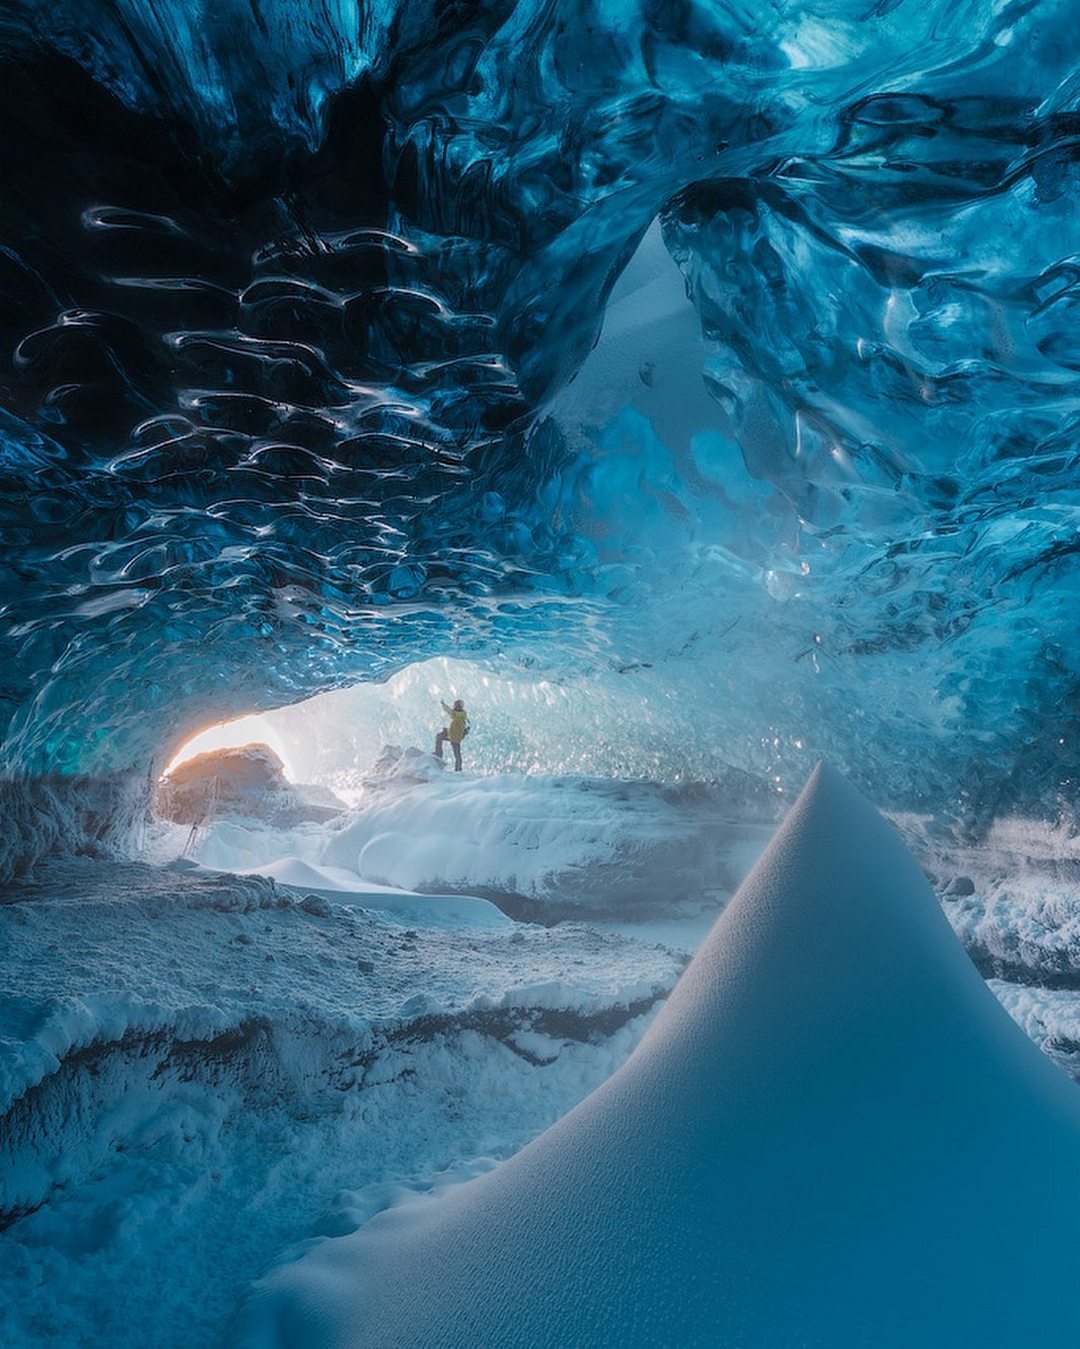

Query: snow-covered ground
(176, 755), (776, 923)
(0, 847), (687, 1347)
(5, 764), (1080, 1347)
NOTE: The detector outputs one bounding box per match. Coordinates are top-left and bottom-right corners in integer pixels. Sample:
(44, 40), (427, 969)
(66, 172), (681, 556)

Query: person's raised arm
(441, 700), (452, 714)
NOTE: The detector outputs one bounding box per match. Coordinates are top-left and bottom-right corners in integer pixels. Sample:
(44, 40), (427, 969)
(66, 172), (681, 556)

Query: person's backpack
(462, 719), (470, 738)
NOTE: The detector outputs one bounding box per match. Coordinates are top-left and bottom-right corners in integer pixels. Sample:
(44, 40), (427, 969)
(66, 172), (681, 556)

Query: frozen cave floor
(0, 848), (688, 1348)
(3, 773), (1080, 1346)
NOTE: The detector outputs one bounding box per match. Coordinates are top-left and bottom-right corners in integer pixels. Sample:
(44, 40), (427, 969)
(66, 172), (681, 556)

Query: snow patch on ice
(248, 857), (511, 927)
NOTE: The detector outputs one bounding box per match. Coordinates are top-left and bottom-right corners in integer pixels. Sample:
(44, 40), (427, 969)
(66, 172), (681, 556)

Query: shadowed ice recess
(1, 0), (1079, 856)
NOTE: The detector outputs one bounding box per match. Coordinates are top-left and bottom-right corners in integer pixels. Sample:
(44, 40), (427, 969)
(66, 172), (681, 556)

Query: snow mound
(320, 772), (772, 919)
(177, 768), (775, 920)
(246, 764), (1080, 1348)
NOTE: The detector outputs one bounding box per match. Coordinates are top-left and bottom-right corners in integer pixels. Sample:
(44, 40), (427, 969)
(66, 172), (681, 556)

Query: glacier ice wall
(1, 0), (1078, 829)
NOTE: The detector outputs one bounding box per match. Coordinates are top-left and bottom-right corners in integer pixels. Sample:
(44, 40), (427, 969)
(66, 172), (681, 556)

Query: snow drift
(320, 770), (773, 921)
(183, 765), (774, 921)
(246, 764), (1080, 1348)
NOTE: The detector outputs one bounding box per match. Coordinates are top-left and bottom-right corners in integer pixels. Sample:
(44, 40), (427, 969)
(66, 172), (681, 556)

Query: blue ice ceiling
(0, 0), (1078, 821)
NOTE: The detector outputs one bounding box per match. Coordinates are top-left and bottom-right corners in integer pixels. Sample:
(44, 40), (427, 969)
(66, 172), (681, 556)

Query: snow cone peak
(802, 757), (892, 827)
(659, 757), (944, 1045)
(247, 765), (1080, 1349)
(793, 755), (891, 828)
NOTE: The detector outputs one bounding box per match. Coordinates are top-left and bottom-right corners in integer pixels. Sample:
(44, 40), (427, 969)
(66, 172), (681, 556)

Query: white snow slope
(245, 764), (1080, 1349)
(187, 766), (775, 920)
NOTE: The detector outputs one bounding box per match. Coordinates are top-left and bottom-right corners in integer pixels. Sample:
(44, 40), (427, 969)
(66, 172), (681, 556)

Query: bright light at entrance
(164, 714), (298, 780)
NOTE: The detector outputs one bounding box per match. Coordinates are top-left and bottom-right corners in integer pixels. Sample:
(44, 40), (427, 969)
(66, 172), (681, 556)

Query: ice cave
(2, 1), (1080, 1345)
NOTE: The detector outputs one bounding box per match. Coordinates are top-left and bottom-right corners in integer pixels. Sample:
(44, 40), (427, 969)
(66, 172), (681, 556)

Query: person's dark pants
(435, 731), (463, 770)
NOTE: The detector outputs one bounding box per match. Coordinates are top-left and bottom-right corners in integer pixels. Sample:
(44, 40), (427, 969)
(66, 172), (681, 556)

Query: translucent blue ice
(0, 0), (1077, 827)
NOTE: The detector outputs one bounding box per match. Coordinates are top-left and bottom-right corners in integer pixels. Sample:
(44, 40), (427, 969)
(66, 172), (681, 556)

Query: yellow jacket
(442, 703), (469, 743)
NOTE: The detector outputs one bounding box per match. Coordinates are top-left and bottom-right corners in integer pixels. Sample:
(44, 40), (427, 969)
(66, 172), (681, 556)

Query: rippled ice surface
(0, 0), (1078, 836)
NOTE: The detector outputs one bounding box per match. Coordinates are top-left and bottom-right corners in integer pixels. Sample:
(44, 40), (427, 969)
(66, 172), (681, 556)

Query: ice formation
(246, 765), (1080, 1348)
(5, 4), (1080, 1343)
(1, 853), (682, 1345)
(155, 743), (345, 825)
(1, 0), (1079, 860)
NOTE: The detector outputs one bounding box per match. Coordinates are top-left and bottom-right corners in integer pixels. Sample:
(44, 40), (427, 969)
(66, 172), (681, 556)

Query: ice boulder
(246, 763), (1080, 1348)
(155, 744), (345, 827)
(364, 744), (447, 785)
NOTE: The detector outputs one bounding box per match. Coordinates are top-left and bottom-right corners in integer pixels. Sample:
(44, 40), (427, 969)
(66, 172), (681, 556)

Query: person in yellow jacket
(435, 698), (469, 771)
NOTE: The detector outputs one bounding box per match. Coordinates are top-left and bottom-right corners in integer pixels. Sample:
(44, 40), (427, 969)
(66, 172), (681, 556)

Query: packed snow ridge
(184, 755), (776, 923)
(247, 764), (1080, 1349)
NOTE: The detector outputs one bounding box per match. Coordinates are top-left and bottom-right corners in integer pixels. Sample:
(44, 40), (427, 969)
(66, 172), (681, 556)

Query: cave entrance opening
(145, 651), (780, 928)
(146, 651), (734, 887)
(154, 651), (664, 832)
(163, 713), (299, 780)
